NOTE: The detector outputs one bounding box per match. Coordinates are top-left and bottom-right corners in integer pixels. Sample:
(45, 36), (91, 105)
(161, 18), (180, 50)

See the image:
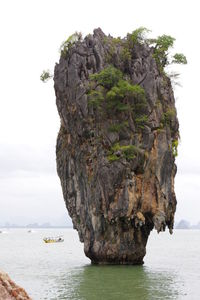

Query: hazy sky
(0, 0), (199, 226)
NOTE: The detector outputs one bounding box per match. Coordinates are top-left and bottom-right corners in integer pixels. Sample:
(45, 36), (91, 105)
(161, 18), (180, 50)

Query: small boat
(43, 236), (64, 243)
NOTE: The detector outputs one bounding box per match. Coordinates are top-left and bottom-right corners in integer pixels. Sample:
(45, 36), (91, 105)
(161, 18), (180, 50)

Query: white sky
(0, 0), (199, 225)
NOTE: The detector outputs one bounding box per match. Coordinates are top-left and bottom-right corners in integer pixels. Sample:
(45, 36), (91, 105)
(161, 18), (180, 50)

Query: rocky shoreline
(0, 271), (31, 300)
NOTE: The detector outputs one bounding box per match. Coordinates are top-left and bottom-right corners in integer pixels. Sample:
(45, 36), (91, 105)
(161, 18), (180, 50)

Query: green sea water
(0, 228), (199, 299)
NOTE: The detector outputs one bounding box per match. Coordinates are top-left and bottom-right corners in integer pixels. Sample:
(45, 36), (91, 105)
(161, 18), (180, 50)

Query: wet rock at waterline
(54, 28), (179, 264)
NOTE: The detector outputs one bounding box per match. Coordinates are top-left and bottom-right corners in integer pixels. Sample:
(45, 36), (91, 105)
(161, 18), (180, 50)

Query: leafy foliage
(107, 154), (120, 162)
(90, 66), (123, 89)
(106, 79), (146, 112)
(120, 47), (132, 65)
(121, 28), (187, 73)
(135, 115), (149, 129)
(127, 27), (150, 45)
(161, 109), (176, 126)
(108, 143), (139, 162)
(106, 80), (145, 101)
(149, 35), (187, 70)
(172, 53), (187, 64)
(60, 32), (82, 57)
(172, 139), (178, 157)
(154, 35), (175, 51)
(112, 37), (122, 45)
(108, 121), (128, 133)
(152, 35), (175, 68)
(40, 70), (53, 82)
(88, 65), (148, 134)
(87, 89), (104, 108)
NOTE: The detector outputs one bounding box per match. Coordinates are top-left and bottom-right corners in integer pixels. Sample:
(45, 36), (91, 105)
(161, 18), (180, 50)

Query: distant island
(1, 220), (200, 230)
(175, 220), (200, 229)
(0, 222), (72, 229)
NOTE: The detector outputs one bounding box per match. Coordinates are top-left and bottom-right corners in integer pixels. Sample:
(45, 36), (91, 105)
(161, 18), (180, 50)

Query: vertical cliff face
(54, 28), (179, 264)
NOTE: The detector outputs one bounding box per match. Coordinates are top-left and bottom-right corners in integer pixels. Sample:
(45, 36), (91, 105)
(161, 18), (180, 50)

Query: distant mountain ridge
(175, 220), (200, 229)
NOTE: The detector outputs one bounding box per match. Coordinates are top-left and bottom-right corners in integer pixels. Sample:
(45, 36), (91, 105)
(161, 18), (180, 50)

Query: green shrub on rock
(88, 66), (147, 115)
(172, 139), (178, 157)
(127, 27), (150, 45)
(172, 53), (187, 65)
(108, 143), (139, 162)
(40, 70), (53, 82)
(108, 121), (129, 133)
(106, 79), (146, 112)
(161, 109), (176, 126)
(60, 32), (82, 57)
(152, 35), (175, 68)
(135, 115), (149, 129)
(87, 89), (104, 108)
(90, 66), (123, 89)
(149, 35), (187, 70)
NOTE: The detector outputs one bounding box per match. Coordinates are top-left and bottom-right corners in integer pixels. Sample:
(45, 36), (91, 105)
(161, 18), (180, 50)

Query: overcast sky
(0, 0), (199, 226)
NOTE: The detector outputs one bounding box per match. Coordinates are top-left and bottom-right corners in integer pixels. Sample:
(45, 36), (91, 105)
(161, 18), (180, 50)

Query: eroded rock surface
(0, 271), (31, 300)
(54, 28), (179, 264)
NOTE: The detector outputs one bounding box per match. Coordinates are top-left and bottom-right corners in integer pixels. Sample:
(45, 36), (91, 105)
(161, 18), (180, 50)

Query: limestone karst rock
(54, 28), (179, 264)
(0, 270), (31, 300)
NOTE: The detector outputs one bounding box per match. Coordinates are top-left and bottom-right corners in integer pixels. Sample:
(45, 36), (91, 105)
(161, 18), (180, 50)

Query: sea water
(0, 228), (199, 299)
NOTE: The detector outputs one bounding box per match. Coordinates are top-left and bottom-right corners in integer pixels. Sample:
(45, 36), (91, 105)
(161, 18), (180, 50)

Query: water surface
(0, 229), (199, 299)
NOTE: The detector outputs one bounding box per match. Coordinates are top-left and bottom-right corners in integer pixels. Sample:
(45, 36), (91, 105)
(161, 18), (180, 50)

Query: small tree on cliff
(148, 34), (187, 69)
(40, 70), (53, 83)
(125, 28), (187, 70)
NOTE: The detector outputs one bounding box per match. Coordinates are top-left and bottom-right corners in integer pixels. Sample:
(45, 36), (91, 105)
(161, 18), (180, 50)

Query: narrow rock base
(83, 226), (149, 265)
